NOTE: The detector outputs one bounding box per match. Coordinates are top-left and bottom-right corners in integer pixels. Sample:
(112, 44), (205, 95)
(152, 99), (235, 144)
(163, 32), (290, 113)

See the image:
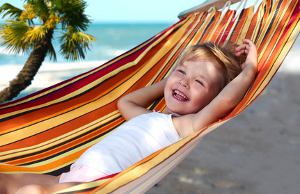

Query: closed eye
(196, 79), (205, 86)
(177, 69), (185, 74)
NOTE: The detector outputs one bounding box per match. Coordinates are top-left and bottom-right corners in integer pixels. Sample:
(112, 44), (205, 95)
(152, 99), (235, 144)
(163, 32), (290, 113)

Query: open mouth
(172, 89), (189, 102)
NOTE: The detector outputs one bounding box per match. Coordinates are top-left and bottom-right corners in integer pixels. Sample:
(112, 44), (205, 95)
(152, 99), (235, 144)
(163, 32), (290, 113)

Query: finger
(242, 40), (252, 48)
(235, 49), (248, 56)
(243, 42), (252, 50)
(236, 50), (245, 56)
(235, 48), (245, 53)
(243, 39), (255, 48)
(235, 51), (242, 56)
(244, 40), (257, 54)
(243, 39), (252, 45)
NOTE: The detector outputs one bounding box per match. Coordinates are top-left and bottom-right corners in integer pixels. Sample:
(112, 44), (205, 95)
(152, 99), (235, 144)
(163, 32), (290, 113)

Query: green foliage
(26, 0), (50, 22)
(60, 27), (95, 60)
(55, 0), (90, 31)
(0, 3), (23, 19)
(47, 42), (57, 60)
(24, 25), (48, 42)
(0, 20), (31, 53)
(0, 0), (95, 60)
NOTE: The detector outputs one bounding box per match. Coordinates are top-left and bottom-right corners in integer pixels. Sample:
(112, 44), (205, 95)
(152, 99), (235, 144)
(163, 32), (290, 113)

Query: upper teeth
(174, 89), (188, 100)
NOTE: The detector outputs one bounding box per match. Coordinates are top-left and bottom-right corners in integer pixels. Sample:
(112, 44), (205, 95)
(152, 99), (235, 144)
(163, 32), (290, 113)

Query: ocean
(0, 23), (172, 98)
(0, 23), (172, 64)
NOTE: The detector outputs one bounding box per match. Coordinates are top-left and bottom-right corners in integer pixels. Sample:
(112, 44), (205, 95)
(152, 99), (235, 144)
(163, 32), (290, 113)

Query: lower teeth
(174, 93), (186, 101)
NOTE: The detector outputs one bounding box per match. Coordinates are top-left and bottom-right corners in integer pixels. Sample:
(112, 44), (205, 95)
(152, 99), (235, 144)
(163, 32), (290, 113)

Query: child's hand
(235, 39), (258, 71)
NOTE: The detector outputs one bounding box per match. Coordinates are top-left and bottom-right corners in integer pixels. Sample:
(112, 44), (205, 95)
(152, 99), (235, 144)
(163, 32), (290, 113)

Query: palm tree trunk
(0, 29), (54, 103)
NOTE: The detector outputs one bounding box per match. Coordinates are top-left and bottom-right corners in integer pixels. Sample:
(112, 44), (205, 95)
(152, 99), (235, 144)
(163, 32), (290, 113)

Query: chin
(165, 107), (189, 116)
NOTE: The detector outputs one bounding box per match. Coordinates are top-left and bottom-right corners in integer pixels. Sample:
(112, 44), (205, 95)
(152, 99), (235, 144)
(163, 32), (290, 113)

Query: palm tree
(0, 0), (95, 102)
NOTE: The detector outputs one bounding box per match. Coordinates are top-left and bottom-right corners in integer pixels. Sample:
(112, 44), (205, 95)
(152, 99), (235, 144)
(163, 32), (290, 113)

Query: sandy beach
(147, 38), (300, 194)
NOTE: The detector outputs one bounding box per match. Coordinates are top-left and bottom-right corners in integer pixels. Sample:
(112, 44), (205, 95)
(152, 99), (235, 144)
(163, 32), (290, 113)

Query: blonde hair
(176, 42), (244, 87)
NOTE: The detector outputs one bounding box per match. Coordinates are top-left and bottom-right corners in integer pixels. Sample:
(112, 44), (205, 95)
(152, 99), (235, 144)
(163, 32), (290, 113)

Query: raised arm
(117, 78), (167, 120)
(174, 39), (258, 137)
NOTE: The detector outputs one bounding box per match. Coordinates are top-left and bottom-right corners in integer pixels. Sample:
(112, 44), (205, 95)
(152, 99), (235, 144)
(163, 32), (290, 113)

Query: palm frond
(60, 27), (95, 60)
(27, 0), (50, 22)
(0, 20), (31, 53)
(56, 0), (91, 31)
(44, 14), (59, 29)
(23, 25), (48, 43)
(20, 3), (36, 21)
(0, 3), (23, 19)
(47, 42), (57, 61)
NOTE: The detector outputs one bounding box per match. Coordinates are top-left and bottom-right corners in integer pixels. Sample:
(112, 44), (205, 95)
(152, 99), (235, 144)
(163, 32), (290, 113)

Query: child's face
(164, 58), (225, 115)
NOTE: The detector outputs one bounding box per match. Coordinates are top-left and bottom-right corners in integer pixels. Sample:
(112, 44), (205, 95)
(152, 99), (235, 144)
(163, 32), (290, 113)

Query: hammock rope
(0, 0), (299, 193)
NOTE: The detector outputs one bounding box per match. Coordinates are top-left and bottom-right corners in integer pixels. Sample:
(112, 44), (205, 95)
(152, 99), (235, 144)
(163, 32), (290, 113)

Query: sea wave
(0, 46), (23, 56)
(0, 60), (107, 92)
(0, 46), (126, 65)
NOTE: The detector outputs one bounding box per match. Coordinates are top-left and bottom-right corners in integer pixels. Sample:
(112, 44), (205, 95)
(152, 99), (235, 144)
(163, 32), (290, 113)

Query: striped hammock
(0, 0), (299, 193)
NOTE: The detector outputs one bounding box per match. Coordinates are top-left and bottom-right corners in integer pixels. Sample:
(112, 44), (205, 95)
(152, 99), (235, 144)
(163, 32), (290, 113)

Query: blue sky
(0, 0), (206, 23)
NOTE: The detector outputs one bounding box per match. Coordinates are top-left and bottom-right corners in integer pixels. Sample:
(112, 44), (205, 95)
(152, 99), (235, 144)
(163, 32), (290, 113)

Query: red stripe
(219, 10), (236, 44)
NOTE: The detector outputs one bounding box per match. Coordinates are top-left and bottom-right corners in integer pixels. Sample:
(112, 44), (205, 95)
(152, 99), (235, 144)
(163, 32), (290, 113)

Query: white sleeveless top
(71, 112), (181, 175)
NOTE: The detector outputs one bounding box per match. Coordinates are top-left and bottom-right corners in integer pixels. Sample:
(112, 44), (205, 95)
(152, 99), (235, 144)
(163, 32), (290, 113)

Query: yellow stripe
(237, 7), (254, 43)
(250, 1), (265, 41)
(54, 179), (109, 194)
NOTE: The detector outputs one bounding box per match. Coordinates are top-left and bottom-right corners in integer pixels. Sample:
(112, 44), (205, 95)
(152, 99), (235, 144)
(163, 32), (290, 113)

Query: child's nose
(179, 78), (189, 88)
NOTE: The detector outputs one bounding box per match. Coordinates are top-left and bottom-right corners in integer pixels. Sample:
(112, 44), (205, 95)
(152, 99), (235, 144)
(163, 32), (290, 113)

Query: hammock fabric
(0, 0), (299, 193)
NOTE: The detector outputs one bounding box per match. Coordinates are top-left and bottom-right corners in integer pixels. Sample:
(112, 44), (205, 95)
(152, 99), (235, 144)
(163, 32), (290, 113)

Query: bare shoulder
(171, 106), (222, 138)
